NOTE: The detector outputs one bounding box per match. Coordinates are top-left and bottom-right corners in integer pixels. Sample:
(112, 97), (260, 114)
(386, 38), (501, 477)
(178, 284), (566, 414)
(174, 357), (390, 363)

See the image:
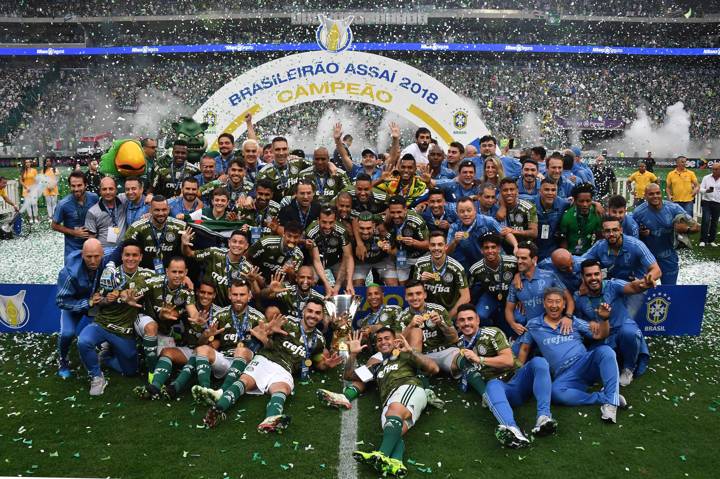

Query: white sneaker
(699, 242), (706, 247)
(619, 394), (628, 409)
(619, 369), (634, 387)
(495, 425), (531, 448)
(600, 403), (617, 423)
(89, 375), (108, 396)
(531, 415), (558, 436)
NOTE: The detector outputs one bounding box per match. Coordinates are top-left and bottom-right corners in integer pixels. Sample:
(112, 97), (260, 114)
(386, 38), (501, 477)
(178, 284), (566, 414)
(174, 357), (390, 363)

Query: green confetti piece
(101, 456), (111, 461)
(592, 441), (601, 446)
(320, 464), (326, 469)
(23, 439), (33, 445)
(73, 452), (80, 459)
(680, 455), (687, 462)
(274, 441), (282, 448)
(280, 464), (289, 471)
(407, 459), (416, 465)
(182, 451), (188, 458)
(49, 451), (58, 457)
(252, 452), (262, 462)
(98, 412), (109, 419)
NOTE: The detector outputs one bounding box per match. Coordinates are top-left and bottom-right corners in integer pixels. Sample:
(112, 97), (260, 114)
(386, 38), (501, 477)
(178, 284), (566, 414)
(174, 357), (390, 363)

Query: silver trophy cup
(325, 294), (363, 360)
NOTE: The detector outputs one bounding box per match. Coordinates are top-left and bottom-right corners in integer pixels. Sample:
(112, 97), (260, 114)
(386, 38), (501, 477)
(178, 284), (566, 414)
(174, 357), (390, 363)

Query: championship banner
(0, 284), (707, 336)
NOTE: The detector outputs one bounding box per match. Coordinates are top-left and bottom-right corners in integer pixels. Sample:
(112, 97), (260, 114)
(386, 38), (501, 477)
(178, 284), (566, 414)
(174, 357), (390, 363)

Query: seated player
(451, 305), (555, 448)
(76, 240), (154, 395)
(133, 256), (198, 376)
(318, 328), (439, 477)
(355, 284), (402, 351)
(412, 231), (470, 318)
(247, 221), (305, 283)
(517, 288), (626, 423)
(190, 280), (265, 404)
(259, 266), (325, 319)
(199, 299), (342, 431)
(574, 260), (654, 387)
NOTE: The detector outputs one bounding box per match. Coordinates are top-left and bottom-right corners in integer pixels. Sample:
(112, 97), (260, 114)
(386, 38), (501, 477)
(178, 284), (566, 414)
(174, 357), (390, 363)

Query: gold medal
(459, 348), (466, 357)
(392, 348), (400, 357)
(208, 336), (215, 342)
(497, 293), (503, 301)
(463, 232), (469, 239)
(304, 359), (313, 367)
(434, 220), (440, 225)
(433, 273), (441, 281)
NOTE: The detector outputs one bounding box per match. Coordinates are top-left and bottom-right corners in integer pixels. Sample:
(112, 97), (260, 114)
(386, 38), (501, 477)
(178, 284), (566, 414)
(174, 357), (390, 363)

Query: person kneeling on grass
(317, 328), (439, 478)
(451, 304), (555, 448)
(517, 287), (627, 424)
(196, 298), (343, 431)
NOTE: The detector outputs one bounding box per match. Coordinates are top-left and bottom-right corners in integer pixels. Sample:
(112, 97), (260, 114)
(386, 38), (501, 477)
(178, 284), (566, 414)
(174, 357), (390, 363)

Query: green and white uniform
(141, 276), (196, 336)
(94, 267), (155, 337)
(352, 230), (396, 282)
(153, 162), (200, 199)
(457, 326), (521, 382)
(468, 254), (518, 304)
(273, 283), (326, 317)
(247, 235), (304, 281)
(341, 187), (388, 218)
(180, 303), (224, 348)
(124, 217), (186, 273)
(298, 167), (351, 205)
(237, 200), (281, 237)
(209, 305), (265, 378)
(397, 302), (458, 373)
(305, 219), (351, 270)
(502, 199), (538, 233)
(195, 247), (253, 306)
(412, 254), (468, 311)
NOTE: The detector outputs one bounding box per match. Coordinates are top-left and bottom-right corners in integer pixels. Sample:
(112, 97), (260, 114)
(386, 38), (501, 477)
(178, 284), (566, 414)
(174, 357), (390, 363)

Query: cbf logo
(316, 15), (354, 52)
(0, 290), (30, 329)
(202, 109), (217, 127)
(646, 291), (671, 325)
(452, 109), (468, 131)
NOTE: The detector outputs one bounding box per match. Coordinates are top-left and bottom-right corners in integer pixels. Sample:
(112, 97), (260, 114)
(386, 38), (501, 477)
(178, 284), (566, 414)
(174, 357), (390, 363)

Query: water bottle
(396, 249), (407, 269)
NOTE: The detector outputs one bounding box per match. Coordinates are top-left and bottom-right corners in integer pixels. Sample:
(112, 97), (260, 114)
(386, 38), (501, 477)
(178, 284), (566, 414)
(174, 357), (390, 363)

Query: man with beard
(517, 159), (541, 200)
(517, 288), (626, 424)
(247, 221), (305, 283)
(478, 135), (521, 180)
(496, 178), (538, 241)
(444, 141), (464, 175)
(216, 133), (237, 175)
(352, 213), (398, 287)
(122, 176), (149, 227)
(153, 140), (199, 199)
(413, 231), (469, 319)
(574, 260), (654, 388)
(224, 159), (253, 212)
(298, 147), (351, 205)
(424, 144), (456, 182)
(355, 284), (402, 341)
(590, 154), (617, 205)
(140, 138), (158, 190)
(435, 160), (481, 202)
(260, 265), (326, 319)
(505, 242), (573, 337)
(420, 188), (457, 234)
(278, 179), (321, 232)
(559, 183), (603, 255)
(85, 177), (128, 252)
(468, 234), (517, 332)
(305, 207), (354, 295)
(182, 229), (256, 306)
(238, 179), (281, 240)
(195, 153), (220, 202)
(52, 171), (99, 258)
(385, 195), (429, 284)
(400, 127), (432, 165)
(477, 183), (500, 218)
(375, 154), (428, 208)
(85, 159), (104, 195)
(168, 177), (203, 218)
(200, 299), (343, 430)
(607, 195), (639, 238)
(257, 136), (304, 200)
(534, 179), (571, 260)
(343, 173), (388, 217)
(123, 195), (185, 274)
(447, 197), (515, 272)
(451, 305), (555, 448)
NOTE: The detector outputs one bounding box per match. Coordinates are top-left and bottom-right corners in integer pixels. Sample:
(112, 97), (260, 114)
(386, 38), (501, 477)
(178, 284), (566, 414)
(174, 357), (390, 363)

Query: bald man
(56, 238), (116, 378)
(297, 147), (351, 205)
(85, 177), (128, 252)
(537, 248), (583, 294)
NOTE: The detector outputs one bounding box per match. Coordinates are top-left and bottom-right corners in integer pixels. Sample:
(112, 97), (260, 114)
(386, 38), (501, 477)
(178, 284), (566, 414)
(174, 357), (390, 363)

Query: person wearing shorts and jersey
(385, 195), (429, 284)
(352, 212), (398, 286)
(317, 327), (439, 477)
(199, 298), (343, 431)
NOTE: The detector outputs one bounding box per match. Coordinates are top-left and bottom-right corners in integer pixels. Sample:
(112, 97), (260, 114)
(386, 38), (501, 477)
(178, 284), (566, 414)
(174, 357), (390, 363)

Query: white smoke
(375, 110), (415, 154)
(129, 87), (193, 139)
(518, 112), (543, 146)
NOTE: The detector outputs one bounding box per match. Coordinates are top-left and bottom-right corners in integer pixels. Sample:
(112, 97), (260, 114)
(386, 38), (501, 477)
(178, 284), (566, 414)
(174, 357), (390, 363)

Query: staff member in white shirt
(699, 162), (720, 247)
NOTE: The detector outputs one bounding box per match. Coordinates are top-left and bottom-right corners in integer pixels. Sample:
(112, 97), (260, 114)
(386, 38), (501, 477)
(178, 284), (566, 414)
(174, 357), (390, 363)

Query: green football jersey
(195, 247), (253, 307)
(468, 255), (518, 303)
(370, 352), (424, 404)
(305, 220), (350, 268)
(95, 267), (155, 337)
(559, 204), (602, 255)
(274, 284), (326, 317)
(503, 199), (538, 232)
(412, 254), (468, 311)
(357, 304), (402, 331)
(123, 217), (186, 271)
(237, 200), (281, 237)
(258, 159), (309, 199)
(354, 230), (392, 264)
(143, 275), (196, 336)
(180, 303), (225, 348)
(225, 178), (255, 210)
(388, 210), (429, 259)
(298, 167), (351, 204)
(152, 162), (200, 198)
(247, 235), (304, 281)
(457, 326), (520, 381)
(341, 187), (388, 218)
(212, 305), (265, 356)
(396, 302), (453, 353)
(259, 319), (326, 374)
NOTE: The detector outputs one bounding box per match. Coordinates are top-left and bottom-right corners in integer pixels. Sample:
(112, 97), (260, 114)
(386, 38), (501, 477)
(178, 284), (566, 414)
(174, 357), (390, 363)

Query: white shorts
(381, 384), (427, 429)
(210, 352), (234, 379)
(426, 347), (460, 377)
(396, 258), (418, 283)
(242, 355), (294, 395)
(134, 314), (156, 336)
(353, 257), (398, 281)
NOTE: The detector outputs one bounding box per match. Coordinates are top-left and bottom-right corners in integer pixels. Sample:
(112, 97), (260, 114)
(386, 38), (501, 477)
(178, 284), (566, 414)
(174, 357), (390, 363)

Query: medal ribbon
(460, 329), (482, 392)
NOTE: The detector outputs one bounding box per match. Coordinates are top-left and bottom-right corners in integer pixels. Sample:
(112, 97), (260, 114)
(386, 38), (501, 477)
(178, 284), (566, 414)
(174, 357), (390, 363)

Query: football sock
(216, 380), (246, 412)
(467, 369), (486, 396)
(150, 357), (173, 388)
(265, 392), (287, 417)
(142, 335), (158, 371)
(171, 355), (197, 392)
(379, 416), (404, 456)
(417, 373), (430, 389)
(343, 385), (359, 401)
(220, 358), (247, 391)
(390, 438), (405, 460)
(195, 355), (211, 388)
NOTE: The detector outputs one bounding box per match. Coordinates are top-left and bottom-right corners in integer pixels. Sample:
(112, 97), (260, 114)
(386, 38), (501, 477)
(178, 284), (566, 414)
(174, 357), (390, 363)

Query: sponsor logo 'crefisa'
(316, 15), (354, 53)
(0, 290), (30, 329)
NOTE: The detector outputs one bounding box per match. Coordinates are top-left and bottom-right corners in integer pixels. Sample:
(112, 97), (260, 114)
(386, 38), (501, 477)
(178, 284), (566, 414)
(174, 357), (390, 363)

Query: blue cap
(570, 146), (582, 157)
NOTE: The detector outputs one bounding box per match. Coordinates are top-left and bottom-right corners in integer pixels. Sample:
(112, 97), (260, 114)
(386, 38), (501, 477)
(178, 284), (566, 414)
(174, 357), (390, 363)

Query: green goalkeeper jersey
(259, 319), (326, 374)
